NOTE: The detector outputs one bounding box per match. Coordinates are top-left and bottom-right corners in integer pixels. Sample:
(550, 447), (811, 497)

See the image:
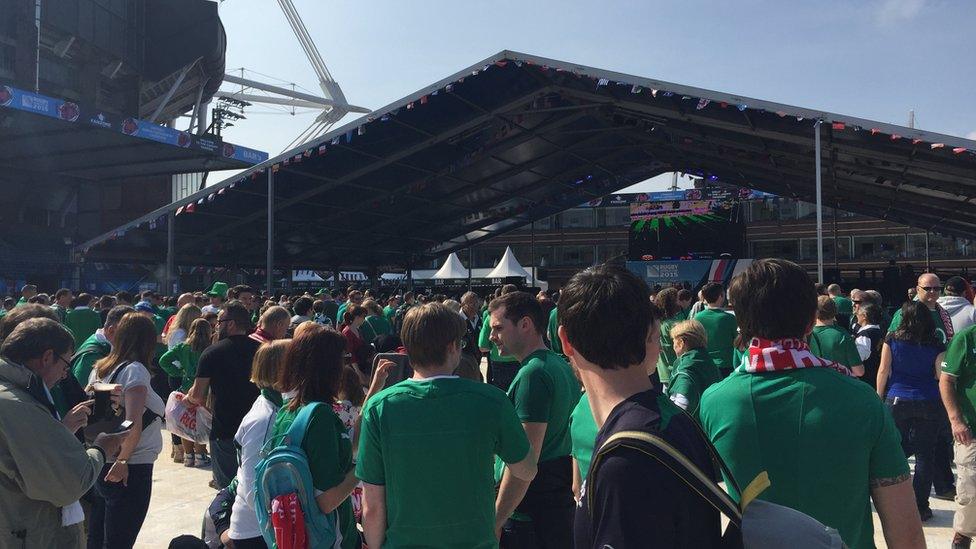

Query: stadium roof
(0, 83), (267, 180)
(76, 50), (976, 271)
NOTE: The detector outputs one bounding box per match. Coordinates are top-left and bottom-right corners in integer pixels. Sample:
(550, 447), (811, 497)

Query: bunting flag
(912, 138), (923, 145)
(737, 104), (748, 111)
(870, 128), (881, 135)
(631, 85), (642, 94)
(420, 95), (429, 104)
(597, 78), (610, 87)
(651, 89), (659, 97)
(954, 147), (969, 154)
(185, 203), (196, 213)
(218, 187), (227, 195)
(831, 122), (845, 130)
(272, 164), (280, 172)
(406, 102), (414, 110)
(357, 125), (366, 136)
(445, 84), (454, 92)
(494, 60), (508, 68)
(662, 91), (674, 97)
(149, 219), (157, 230)
(775, 111), (787, 117)
(431, 90), (439, 96)
(331, 136), (341, 145)
(318, 144), (327, 154)
(890, 134), (901, 141)
(696, 98), (710, 110)
(931, 143), (946, 149)
(719, 101), (728, 108)
(380, 114), (390, 122)
(207, 193), (216, 202)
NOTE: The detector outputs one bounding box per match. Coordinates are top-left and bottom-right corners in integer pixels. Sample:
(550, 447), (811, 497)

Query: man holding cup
(0, 318), (126, 548)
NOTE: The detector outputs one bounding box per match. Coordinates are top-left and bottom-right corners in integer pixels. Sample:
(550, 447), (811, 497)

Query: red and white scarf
(739, 337), (853, 377)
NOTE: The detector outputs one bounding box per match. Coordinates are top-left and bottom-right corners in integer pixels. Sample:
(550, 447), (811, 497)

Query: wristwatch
(116, 459), (128, 465)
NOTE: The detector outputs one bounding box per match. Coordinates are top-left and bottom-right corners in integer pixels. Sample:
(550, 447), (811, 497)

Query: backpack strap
(283, 402), (322, 448)
(107, 360), (134, 384)
(590, 430), (743, 526)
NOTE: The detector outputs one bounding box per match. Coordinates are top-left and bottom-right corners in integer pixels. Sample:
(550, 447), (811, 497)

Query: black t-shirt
(196, 334), (261, 439)
(322, 301), (339, 325)
(574, 387), (722, 549)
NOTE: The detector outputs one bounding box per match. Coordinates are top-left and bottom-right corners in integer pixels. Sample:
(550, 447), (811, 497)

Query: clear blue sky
(212, 0), (976, 192)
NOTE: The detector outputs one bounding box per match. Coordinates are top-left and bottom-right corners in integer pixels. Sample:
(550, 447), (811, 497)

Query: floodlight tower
(214, 0), (369, 149)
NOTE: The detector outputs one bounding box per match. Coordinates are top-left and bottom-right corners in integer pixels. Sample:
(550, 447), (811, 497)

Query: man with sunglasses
(888, 273), (955, 346)
(186, 301), (259, 488)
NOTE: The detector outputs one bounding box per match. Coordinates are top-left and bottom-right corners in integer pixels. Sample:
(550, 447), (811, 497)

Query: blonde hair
(251, 339), (290, 389)
(167, 304), (202, 346)
(670, 319), (707, 350)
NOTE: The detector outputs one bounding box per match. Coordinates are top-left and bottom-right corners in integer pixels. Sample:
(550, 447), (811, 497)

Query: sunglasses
(919, 286), (942, 292)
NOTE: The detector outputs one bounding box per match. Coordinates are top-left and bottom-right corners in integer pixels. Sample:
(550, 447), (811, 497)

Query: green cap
(206, 281), (229, 298)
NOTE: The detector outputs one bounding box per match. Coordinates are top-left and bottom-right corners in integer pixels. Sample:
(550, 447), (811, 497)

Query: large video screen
(628, 187), (748, 260)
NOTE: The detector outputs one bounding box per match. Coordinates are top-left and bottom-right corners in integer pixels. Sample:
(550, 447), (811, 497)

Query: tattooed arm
(870, 473), (925, 549)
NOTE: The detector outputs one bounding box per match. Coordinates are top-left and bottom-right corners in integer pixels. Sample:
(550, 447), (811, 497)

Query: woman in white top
(165, 303), (202, 350)
(87, 312), (165, 549)
(229, 339), (291, 548)
(163, 304), (202, 462)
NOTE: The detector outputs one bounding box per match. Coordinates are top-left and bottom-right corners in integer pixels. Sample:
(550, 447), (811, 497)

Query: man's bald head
(916, 273), (942, 308)
(177, 293), (195, 307)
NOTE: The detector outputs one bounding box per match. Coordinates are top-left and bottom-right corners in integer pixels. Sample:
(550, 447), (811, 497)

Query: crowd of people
(5, 263), (976, 548)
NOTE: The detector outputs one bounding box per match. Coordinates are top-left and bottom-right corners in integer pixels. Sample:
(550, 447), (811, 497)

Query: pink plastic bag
(164, 391), (212, 443)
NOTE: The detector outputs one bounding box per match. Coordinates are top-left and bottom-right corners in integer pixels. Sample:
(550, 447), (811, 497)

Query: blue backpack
(254, 402), (341, 549)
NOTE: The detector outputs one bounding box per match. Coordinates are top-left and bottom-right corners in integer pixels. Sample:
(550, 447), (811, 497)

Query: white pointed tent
(431, 252), (469, 279)
(486, 247), (531, 279)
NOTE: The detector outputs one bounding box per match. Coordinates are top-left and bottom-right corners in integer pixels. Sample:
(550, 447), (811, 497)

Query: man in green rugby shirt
(940, 324), (976, 549)
(889, 273), (954, 345)
(489, 291), (580, 548)
(693, 282), (737, 376)
(357, 303), (535, 548)
(809, 296), (864, 376)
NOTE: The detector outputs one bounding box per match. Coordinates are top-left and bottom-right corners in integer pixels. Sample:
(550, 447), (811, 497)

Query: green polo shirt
(505, 348), (580, 463)
(547, 308), (562, 355)
(656, 313), (683, 384)
(272, 402), (358, 549)
(832, 296), (854, 316)
(569, 392), (598, 482)
(700, 368), (909, 549)
(667, 348), (721, 420)
(66, 307), (101, 348)
(941, 325), (976, 429)
(360, 314), (392, 343)
(808, 325), (862, 368)
(694, 307), (738, 372)
(889, 304), (951, 345)
(357, 377), (529, 548)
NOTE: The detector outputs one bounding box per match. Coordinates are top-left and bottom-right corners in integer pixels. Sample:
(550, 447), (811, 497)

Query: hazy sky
(211, 0), (976, 192)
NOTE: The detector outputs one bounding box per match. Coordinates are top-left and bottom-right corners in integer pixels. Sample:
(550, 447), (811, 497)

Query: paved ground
(138, 434), (957, 548)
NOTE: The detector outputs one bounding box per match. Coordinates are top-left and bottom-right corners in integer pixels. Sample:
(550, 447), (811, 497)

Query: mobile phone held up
(112, 420), (134, 434)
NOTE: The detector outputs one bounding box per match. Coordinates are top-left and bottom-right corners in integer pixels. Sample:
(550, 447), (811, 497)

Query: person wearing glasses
(186, 301), (260, 489)
(888, 273), (955, 346)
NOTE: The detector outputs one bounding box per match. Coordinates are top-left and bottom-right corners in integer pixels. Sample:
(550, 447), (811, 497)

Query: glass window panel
(560, 209), (595, 228)
(799, 237), (851, 261)
(852, 235), (906, 261)
(750, 240), (799, 260)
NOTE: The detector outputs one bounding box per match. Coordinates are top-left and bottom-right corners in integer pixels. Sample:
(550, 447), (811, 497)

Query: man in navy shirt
(556, 263), (722, 548)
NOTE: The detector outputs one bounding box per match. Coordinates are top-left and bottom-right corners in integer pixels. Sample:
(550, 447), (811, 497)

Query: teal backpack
(254, 402), (341, 548)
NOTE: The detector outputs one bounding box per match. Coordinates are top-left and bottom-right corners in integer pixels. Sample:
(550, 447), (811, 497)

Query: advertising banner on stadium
(0, 83), (268, 164)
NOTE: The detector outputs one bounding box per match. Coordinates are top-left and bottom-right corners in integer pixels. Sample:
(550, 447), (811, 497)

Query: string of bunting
(162, 56), (972, 224)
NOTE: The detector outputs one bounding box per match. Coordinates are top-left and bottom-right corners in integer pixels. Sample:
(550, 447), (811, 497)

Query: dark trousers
(934, 420), (956, 493)
(210, 437), (237, 489)
(229, 536), (268, 548)
(886, 398), (946, 511)
(88, 463), (153, 549)
(500, 456), (575, 549)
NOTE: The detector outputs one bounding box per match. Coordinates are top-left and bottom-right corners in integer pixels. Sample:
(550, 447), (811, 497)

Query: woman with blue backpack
(228, 339), (290, 548)
(265, 324), (361, 548)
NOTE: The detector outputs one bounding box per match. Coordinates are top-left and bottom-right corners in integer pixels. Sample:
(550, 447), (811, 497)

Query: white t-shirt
(167, 328), (187, 350)
(89, 361), (165, 465)
(229, 394), (281, 540)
